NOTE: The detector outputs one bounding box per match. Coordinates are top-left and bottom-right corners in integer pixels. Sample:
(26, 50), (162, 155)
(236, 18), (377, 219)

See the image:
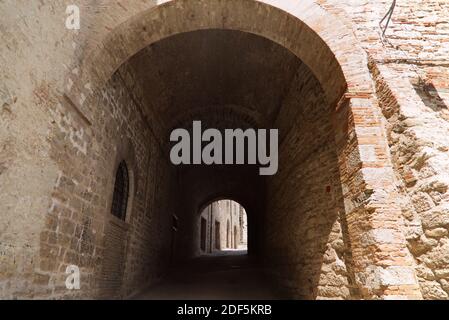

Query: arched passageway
(7, 0), (422, 300)
(136, 199), (262, 300)
(198, 199), (248, 255)
(136, 28), (352, 298)
(85, 22), (418, 299)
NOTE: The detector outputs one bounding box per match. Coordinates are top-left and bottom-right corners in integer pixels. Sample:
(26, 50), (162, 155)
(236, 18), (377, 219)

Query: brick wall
(1, 0), (449, 300)
(318, 0), (449, 299)
(263, 63), (357, 299)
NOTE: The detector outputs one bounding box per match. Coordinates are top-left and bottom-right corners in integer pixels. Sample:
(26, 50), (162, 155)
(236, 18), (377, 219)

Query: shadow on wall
(264, 143), (360, 299)
(413, 80), (448, 113)
(263, 91), (360, 299)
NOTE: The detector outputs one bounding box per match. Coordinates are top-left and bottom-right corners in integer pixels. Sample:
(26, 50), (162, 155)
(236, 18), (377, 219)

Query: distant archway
(198, 199), (248, 255)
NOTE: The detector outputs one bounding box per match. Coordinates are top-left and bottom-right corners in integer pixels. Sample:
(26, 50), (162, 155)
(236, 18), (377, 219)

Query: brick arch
(67, 0), (372, 114)
(198, 194), (255, 219)
(197, 195), (254, 251)
(68, 0), (423, 299)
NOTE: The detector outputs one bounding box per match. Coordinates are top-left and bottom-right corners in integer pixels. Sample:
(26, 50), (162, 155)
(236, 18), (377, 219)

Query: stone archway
(63, 0), (421, 299)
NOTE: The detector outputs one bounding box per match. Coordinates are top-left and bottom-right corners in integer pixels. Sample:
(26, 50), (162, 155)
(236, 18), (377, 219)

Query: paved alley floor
(135, 250), (278, 300)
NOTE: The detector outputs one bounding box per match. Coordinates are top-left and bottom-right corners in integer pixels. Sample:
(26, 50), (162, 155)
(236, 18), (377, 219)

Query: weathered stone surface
(2, 0), (448, 300)
(419, 281), (449, 300)
(421, 205), (449, 229)
(425, 228), (448, 239)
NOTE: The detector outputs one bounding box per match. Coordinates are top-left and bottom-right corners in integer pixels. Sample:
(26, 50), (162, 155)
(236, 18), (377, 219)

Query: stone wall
(370, 63), (449, 299)
(0, 9), (176, 295)
(1, 0), (80, 298)
(318, 0), (449, 299)
(1, 0), (449, 300)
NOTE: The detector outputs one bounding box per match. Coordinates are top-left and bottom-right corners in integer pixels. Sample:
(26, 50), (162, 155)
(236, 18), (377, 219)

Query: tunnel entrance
(109, 28), (356, 299)
(57, 0), (422, 300)
(198, 200), (248, 255)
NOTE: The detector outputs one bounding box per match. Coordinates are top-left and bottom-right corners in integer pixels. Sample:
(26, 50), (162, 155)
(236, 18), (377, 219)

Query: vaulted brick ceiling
(118, 29), (306, 133)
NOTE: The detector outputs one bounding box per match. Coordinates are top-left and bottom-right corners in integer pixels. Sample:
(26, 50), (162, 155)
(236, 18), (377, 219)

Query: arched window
(111, 161), (129, 220)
